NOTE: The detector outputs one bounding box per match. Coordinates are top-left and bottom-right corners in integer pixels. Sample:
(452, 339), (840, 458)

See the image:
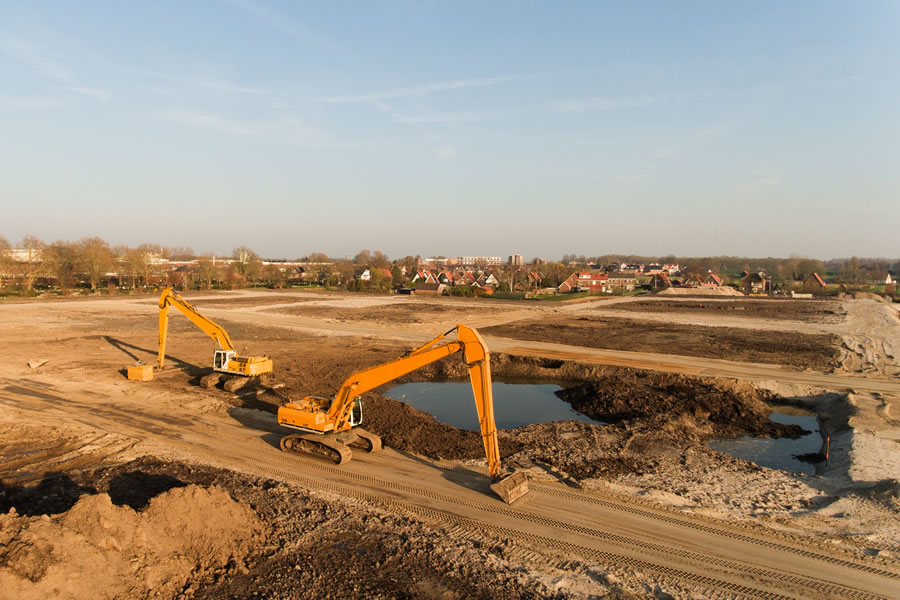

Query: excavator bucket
(490, 472), (530, 504)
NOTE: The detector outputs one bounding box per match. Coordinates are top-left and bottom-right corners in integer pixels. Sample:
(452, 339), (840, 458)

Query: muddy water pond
(385, 381), (603, 430)
(708, 407), (822, 475)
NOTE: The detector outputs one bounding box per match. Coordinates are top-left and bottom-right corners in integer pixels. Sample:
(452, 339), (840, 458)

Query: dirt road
(1, 374), (897, 599)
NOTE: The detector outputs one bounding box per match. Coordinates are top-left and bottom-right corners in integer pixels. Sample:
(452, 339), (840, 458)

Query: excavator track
(280, 433), (352, 465)
(347, 427), (382, 453)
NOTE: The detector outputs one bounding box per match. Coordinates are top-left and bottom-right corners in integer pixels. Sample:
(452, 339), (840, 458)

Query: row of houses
(557, 271), (638, 294)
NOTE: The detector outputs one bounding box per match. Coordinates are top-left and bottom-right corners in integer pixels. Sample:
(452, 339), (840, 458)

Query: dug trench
(247, 353), (812, 482)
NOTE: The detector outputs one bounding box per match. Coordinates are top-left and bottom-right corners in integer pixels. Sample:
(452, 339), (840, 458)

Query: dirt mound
(841, 292), (890, 304)
(556, 373), (806, 442)
(363, 395), (525, 460)
(0, 485), (264, 600)
(658, 287), (744, 296)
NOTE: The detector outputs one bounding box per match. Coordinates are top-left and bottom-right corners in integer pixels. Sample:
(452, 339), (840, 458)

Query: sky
(1, 1), (898, 261)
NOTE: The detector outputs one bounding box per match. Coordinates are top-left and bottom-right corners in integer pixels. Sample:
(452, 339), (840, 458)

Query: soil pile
(363, 395), (525, 460)
(0, 485), (264, 600)
(556, 373), (807, 442)
(658, 287), (744, 296)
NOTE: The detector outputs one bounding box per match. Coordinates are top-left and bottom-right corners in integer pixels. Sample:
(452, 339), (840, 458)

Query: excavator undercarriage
(280, 427), (382, 465)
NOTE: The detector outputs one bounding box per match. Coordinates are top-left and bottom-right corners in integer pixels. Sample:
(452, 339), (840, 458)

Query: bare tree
(231, 246), (261, 286)
(17, 235), (51, 293)
(195, 254), (219, 290)
(306, 252), (329, 263)
(263, 264), (287, 289)
(134, 243), (164, 288)
(0, 235), (10, 279)
(353, 249), (373, 265)
(168, 246), (195, 261)
(371, 250), (390, 268)
(79, 237), (114, 291)
(46, 240), (79, 292)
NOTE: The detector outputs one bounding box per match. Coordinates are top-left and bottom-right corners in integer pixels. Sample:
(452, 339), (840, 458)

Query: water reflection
(385, 381), (603, 430)
(708, 410), (822, 475)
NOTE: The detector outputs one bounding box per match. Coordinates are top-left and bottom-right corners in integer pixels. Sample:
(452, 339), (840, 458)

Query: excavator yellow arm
(277, 324), (529, 504)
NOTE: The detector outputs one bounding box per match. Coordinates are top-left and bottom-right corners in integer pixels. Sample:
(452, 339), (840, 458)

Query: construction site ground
(1, 290), (899, 599)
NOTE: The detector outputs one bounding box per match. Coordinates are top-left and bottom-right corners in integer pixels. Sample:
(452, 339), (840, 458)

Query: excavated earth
(0, 453), (559, 600)
(606, 299), (845, 323)
(482, 315), (842, 370)
(250, 353), (807, 481)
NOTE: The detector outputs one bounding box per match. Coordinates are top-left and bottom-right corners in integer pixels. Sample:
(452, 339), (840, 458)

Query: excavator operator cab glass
(349, 397), (362, 426)
(214, 350), (227, 370)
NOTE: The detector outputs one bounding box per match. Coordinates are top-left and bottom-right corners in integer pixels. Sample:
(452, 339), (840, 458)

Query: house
(477, 272), (499, 287)
(558, 273), (578, 293)
(662, 264), (680, 275)
(356, 268), (372, 282)
(560, 271), (609, 293)
(526, 271), (543, 288)
(740, 272), (770, 295)
(437, 271), (454, 285)
(886, 273), (894, 285)
(608, 272), (637, 292)
(412, 270), (438, 284)
(704, 272), (723, 287)
(800, 273), (827, 295)
(456, 271), (478, 287)
(650, 272), (672, 291)
(683, 273), (705, 288)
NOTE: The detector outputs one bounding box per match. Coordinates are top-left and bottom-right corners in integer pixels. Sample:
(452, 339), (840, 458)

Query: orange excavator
(277, 324), (530, 504)
(156, 288), (273, 391)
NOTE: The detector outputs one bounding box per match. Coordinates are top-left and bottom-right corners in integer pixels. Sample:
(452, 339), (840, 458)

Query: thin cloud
(433, 144), (458, 161)
(735, 171), (785, 194)
(162, 109), (370, 149)
(0, 95), (67, 110)
(552, 91), (689, 113)
(70, 86), (111, 101)
(199, 80), (267, 95)
(227, 0), (345, 55)
(321, 73), (535, 104)
(0, 33), (74, 83)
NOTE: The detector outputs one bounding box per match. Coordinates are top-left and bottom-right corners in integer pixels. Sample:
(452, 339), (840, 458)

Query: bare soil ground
(606, 299), (845, 323)
(1, 452), (555, 600)
(1, 290), (898, 598)
(266, 301), (508, 325)
(482, 315), (842, 370)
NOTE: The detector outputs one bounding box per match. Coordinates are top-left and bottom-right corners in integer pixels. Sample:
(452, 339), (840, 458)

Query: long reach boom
(277, 324), (529, 503)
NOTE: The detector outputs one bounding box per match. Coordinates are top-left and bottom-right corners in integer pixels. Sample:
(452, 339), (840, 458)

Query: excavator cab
(349, 397), (362, 427)
(213, 350), (234, 372)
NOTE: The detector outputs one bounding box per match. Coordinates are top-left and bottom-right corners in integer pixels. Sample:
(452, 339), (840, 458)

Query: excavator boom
(277, 324), (529, 504)
(155, 288), (272, 378)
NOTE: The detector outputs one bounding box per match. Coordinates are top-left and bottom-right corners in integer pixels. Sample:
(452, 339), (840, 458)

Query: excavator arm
(158, 288), (236, 369)
(277, 323), (529, 503)
(325, 325), (502, 478)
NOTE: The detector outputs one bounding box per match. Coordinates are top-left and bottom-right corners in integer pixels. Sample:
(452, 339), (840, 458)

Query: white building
(458, 256), (503, 266)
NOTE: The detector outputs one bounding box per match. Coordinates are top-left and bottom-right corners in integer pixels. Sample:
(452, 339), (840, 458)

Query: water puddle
(708, 406), (822, 475)
(385, 381), (603, 430)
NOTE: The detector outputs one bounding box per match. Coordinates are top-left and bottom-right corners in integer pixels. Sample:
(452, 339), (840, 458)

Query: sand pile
(0, 485), (264, 600)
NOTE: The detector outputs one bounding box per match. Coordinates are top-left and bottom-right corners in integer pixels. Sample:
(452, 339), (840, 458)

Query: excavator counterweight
(277, 324), (530, 504)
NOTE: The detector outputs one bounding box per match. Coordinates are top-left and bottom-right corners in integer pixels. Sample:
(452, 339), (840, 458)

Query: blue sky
(1, 1), (897, 260)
